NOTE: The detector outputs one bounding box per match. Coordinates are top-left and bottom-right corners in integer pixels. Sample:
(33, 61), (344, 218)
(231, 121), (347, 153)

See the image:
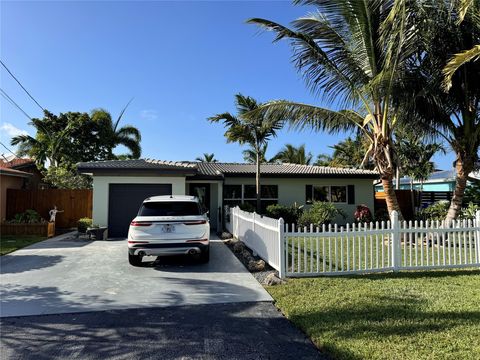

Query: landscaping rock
(233, 241), (245, 253)
(248, 259), (266, 272)
(242, 249), (253, 261)
(263, 273), (284, 286)
(220, 232), (233, 240)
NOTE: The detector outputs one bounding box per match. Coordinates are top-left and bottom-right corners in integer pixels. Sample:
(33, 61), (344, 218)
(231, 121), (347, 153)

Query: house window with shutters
(306, 185), (355, 204)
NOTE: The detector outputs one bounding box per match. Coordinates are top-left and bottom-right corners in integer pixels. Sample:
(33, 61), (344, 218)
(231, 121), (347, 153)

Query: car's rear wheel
(198, 248), (210, 263)
(128, 253), (143, 266)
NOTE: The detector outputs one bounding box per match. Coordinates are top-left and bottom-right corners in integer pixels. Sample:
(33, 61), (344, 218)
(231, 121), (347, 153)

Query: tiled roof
(77, 159), (196, 171)
(196, 162), (378, 177)
(0, 158), (35, 169)
(78, 159), (378, 178)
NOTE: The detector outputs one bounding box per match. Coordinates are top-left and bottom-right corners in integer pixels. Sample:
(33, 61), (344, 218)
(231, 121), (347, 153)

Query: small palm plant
(209, 93), (283, 212)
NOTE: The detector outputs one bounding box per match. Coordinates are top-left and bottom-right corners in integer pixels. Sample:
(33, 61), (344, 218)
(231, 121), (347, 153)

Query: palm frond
(113, 98), (134, 132)
(443, 45), (480, 91)
(115, 136), (141, 159)
(116, 125), (142, 142)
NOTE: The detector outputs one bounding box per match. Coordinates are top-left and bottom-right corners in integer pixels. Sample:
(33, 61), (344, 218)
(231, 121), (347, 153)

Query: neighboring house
(78, 159), (378, 237)
(376, 169), (480, 192)
(0, 158), (45, 189)
(0, 167), (31, 221)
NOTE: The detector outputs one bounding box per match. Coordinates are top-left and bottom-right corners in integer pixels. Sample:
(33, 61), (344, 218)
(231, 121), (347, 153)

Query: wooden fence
(6, 189), (92, 228)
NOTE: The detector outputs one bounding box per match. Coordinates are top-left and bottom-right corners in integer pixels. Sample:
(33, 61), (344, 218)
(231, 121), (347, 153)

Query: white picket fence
(226, 206), (284, 275)
(226, 207), (480, 278)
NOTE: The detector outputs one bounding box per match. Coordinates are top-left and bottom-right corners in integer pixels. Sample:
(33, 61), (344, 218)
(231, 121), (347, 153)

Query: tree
(248, 0), (419, 218)
(91, 106), (141, 159)
(209, 94), (283, 212)
(406, 0), (480, 222)
(272, 144), (313, 165)
(11, 110), (105, 168)
(395, 129), (444, 190)
(330, 135), (374, 169)
(314, 154), (333, 167)
(42, 165), (92, 189)
(195, 153), (218, 162)
(242, 144), (269, 163)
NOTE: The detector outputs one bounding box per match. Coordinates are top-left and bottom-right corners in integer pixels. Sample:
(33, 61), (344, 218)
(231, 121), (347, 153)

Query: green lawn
(268, 270), (480, 360)
(0, 235), (46, 255)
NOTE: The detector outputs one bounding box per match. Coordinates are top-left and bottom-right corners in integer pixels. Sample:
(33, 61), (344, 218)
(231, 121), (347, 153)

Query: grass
(267, 270), (480, 360)
(0, 235), (46, 255)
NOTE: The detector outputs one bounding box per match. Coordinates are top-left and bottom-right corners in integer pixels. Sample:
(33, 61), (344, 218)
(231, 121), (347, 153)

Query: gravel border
(218, 232), (279, 285)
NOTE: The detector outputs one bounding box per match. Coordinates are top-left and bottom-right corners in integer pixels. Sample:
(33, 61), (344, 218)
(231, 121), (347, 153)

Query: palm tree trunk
(381, 175), (404, 220)
(445, 157), (473, 224)
(256, 151), (261, 213)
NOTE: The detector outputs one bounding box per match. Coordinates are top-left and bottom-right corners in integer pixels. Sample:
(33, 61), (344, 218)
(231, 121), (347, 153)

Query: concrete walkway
(0, 233), (271, 317)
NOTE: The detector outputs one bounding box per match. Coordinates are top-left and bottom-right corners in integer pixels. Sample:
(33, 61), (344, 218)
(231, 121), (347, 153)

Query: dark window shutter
(306, 185), (313, 204)
(347, 185), (355, 204)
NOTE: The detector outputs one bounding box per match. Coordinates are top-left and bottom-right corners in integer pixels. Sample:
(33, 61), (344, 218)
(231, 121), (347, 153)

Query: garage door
(108, 184), (172, 238)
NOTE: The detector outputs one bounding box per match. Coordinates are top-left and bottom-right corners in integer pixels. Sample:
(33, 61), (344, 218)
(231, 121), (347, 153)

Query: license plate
(162, 224), (175, 233)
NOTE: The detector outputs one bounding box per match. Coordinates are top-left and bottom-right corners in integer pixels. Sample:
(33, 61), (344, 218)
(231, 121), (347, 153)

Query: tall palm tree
(330, 135), (374, 169)
(195, 153), (218, 162)
(242, 144), (268, 163)
(406, 0), (480, 222)
(209, 94), (283, 212)
(91, 103), (141, 159)
(248, 0), (419, 218)
(272, 144), (313, 165)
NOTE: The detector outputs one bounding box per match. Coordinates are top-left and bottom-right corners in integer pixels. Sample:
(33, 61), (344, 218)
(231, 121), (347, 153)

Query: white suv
(127, 195), (210, 266)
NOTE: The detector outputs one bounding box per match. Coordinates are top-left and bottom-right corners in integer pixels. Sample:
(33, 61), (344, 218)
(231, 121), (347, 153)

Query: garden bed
(1, 222), (55, 238)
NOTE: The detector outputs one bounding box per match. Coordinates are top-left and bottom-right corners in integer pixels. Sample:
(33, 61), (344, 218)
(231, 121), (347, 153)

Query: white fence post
(476, 211), (480, 263)
(278, 217), (285, 279)
(391, 210), (401, 272)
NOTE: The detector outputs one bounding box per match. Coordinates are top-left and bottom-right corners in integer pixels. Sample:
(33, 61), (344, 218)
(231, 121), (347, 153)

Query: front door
(189, 183), (211, 214)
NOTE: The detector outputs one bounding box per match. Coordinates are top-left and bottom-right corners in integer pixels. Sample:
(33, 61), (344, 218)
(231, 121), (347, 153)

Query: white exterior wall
(92, 175), (186, 226)
(224, 177), (374, 224)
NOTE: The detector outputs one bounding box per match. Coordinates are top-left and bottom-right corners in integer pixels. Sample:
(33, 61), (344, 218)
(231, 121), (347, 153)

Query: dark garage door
(108, 184), (172, 238)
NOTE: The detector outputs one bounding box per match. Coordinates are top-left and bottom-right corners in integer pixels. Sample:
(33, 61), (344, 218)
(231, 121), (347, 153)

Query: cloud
(140, 110), (158, 121)
(0, 122), (29, 138)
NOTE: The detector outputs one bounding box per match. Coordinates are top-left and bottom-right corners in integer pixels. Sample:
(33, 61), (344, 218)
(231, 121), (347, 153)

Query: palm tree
(242, 144), (268, 163)
(314, 153), (333, 167)
(195, 153), (218, 162)
(91, 106), (141, 159)
(406, 0), (480, 222)
(442, 0), (480, 90)
(209, 94), (283, 212)
(330, 135), (374, 169)
(11, 111), (79, 168)
(395, 130), (444, 190)
(247, 0), (419, 218)
(272, 144), (312, 165)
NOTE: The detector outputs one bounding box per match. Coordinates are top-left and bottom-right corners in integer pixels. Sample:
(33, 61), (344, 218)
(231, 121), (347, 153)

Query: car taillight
(130, 221), (152, 227)
(184, 220), (207, 225)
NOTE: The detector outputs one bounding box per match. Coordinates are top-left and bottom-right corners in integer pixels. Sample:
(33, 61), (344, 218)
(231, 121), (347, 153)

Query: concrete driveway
(0, 233), (271, 317)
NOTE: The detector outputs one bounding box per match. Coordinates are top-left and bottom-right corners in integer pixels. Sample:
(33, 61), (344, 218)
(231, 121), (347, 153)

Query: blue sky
(1, 0), (454, 169)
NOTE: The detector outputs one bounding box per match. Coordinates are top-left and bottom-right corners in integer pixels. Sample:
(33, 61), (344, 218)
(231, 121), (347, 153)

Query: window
(224, 184), (279, 212)
(306, 185), (351, 204)
(138, 201), (201, 216)
(331, 186), (347, 203)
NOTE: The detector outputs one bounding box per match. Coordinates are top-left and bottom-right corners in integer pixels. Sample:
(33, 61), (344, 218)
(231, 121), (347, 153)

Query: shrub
(374, 208), (389, 222)
(354, 204), (373, 223)
(298, 202), (346, 228)
(7, 209), (44, 224)
(238, 202), (255, 213)
(416, 201), (450, 222)
(460, 202), (480, 220)
(266, 204), (303, 225)
(78, 218), (93, 233)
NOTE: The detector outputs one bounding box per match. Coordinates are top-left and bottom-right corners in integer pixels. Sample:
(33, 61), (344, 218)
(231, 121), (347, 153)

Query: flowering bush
(354, 205), (373, 223)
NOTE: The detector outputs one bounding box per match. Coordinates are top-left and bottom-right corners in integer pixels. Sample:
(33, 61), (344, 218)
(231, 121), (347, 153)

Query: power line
(0, 141), (20, 158)
(0, 60), (45, 111)
(0, 88), (32, 120)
